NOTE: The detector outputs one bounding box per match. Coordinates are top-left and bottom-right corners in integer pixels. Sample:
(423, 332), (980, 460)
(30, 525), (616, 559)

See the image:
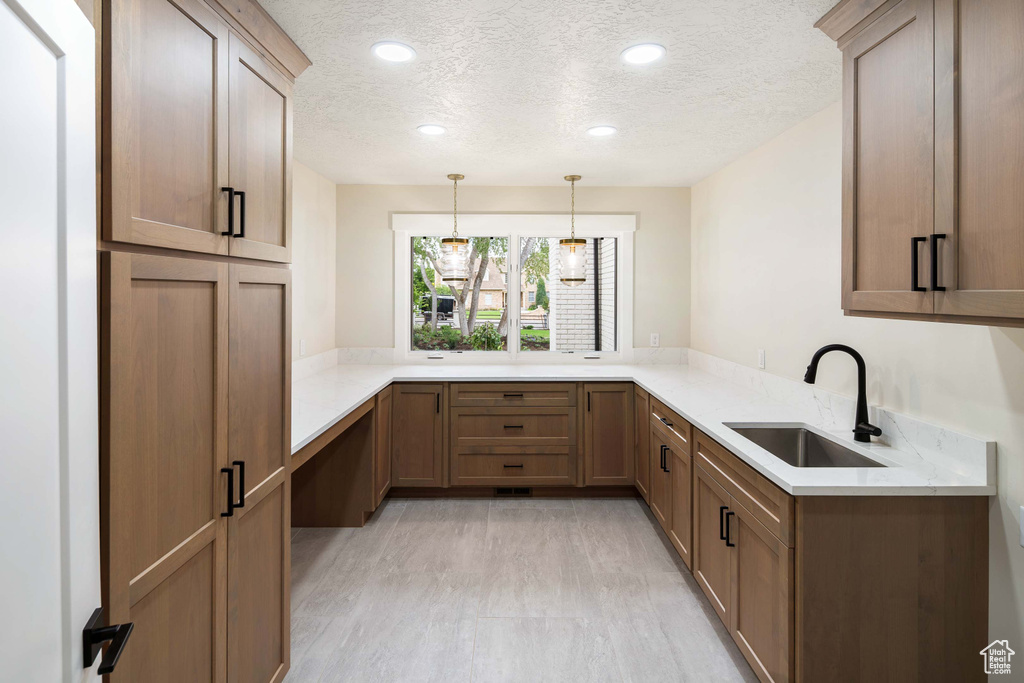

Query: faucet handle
(854, 422), (882, 438)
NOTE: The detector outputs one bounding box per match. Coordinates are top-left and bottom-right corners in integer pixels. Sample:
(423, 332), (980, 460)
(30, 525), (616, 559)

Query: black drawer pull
(503, 393), (524, 398)
(911, 236), (927, 292)
(221, 467), (235, 517)
(233, 460), (245, 508)
(503, 424), (524, 429)
(221, 187), (236, 236)
(719, 505), (728, 540)
(659, 416), (673, 427)
(724, 511), (735, 547)
(503, 464), (524, 469)
(930, 233), (946, 291)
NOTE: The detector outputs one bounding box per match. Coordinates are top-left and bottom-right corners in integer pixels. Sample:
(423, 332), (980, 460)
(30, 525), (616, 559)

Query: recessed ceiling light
(587, 125), (617, 137)
(621, 43), (666, 65)
(417, 124), (447, 135)
(372, 41), (416, 62)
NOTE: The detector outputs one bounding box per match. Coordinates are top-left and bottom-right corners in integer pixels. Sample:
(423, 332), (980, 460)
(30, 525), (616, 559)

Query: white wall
(335, 185), (690, 350)
(691, 101), (1024, 645)
(292, 161), (337, 360)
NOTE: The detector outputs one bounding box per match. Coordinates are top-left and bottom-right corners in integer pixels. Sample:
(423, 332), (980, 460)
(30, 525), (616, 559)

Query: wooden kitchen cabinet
(102, 254), (291, 682)
(667, 440), (692, 570)
(374, 385), (393, 506)
(583, 383), (634, 485)
(226, 33), (293, 263)
(392, 383), (445, 487)
(820, 0), (1024, 325)
(648, 428), (671, 532)
(693, 464), (733, 626)
(226, 264), (291, 683)
(633, 386), (651, 502)
(103, 0), (301, 263)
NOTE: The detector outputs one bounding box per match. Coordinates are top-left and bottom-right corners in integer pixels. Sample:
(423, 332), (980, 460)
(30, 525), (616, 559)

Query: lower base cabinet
(392, 383), (445, 487)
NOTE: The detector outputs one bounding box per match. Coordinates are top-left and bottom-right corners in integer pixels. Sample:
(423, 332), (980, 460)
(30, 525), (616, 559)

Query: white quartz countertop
(291, 363), (996, 496)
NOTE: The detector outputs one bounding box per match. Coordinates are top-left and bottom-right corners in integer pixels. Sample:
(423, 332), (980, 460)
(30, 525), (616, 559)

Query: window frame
(393, 213), (635, 364)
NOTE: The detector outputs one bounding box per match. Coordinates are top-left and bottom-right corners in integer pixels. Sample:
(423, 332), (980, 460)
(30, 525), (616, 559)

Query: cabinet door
(729, 500), (794, 683)
(375, 385), (394, 506)
(634, 386), (651, 502)
(227, 34), (292, 263)
(667, 446), (692, 570)
(103, 252), (228, 683)
(693, 465), (732, 625)
(227, 264), (290, 683)
(583, 383), (634, 486)
(842, 0), (935, 315)
(648, 429), (671, 532)
(392, 384), (444, 487)
(933, 0), (1024, 320)
(106, 0), (230, 255)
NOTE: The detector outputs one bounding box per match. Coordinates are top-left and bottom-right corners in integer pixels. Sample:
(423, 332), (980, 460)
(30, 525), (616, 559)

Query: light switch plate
(757, 349), (766, 369)
(650, 333), (660, 348)
(300, 339), (306, 357)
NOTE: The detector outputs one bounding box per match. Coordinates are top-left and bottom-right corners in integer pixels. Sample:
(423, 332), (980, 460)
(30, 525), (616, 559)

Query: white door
(0, 0), (98, 681)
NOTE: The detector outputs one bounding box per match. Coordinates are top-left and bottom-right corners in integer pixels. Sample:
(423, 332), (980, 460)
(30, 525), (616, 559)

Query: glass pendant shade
(440, 237), (471, 282)
(559, 238), (587, 286)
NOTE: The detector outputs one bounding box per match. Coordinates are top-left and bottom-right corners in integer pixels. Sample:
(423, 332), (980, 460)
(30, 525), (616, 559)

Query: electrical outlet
(650, 333), (660, 348)
(757, 349), (766, 369)
(300, 339), (306, 357)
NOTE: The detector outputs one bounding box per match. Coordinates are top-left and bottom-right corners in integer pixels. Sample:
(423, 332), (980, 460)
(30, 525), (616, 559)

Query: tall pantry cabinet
(98, 0), (309, 680)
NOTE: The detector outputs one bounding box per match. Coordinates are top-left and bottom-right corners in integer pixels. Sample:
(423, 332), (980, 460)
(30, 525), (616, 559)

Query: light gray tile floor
(286, 497), (757, 683)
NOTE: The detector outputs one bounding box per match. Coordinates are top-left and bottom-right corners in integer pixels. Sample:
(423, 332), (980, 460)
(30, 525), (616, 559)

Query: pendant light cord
(452, 177), (458, 238)
(570, 178), (575, 239)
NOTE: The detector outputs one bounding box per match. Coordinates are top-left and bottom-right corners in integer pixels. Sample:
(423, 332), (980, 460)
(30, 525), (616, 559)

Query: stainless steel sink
(723, 423), (886, 468)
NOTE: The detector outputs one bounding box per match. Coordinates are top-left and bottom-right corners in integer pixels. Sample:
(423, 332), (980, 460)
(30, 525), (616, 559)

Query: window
(395, 213), (634, 361)
(519, 237), (616, 353)
(411, 236), (508, 351)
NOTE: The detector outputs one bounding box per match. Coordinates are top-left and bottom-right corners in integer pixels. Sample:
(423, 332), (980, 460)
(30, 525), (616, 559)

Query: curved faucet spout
(803, 344), (880, 443)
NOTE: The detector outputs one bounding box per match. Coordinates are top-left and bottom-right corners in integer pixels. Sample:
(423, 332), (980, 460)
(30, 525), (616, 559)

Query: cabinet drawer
(452, 407), (575, 447)
(695, 430), (794, 547)
(451, 448), (573, 486)
(650, 397), (691, 456)
(450, 382), (576, 407)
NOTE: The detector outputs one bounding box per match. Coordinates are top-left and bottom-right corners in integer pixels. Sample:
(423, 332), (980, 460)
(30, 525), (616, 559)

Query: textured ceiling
(261, 0), (841, 186)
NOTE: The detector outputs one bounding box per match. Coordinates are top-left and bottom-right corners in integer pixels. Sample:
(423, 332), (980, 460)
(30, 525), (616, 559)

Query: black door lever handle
(83, 608), (134, 675)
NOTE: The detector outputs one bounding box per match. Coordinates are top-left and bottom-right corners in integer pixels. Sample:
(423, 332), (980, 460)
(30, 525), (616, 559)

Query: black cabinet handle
(719, 505), (728, 540)
(930, 233), (946, 291)
(660, 444), (668, 472)
(221, 467), (235, 517)
(659, 416), (673, 427)
(236, 190), (246, 238)
(503, 393), (524, 398)
(436, 393), (440, 413)
(725, 511), (735, 547)
(83, 608), (133, 675)
(503, 424), (524, 429)
(233, 460), (245, 508)
(503, 464), (524, 469)
(911, 236), (927, 292)
(221, 187), (235, 236)
(587, 391), (591, 411)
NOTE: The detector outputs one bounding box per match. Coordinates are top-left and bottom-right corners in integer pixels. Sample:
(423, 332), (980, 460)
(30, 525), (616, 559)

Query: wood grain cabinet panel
(583, 383), (634, 486)
(227, 33), (292, 263)
(841, 0), (935, 315)
(450, 382), (576, 407)
(693, 465), (732, 625)
(667, 442), (692, 570)
(730, 501), (793, 683)
(227, 264), (290, 683)
(374, 385), (393, 506)
(633, 386), (651, 502)
(392, 383), (445, 487)
(105, 0), (231, 255)
(102, 252), (229, 683)
(648, 424), (672, 533)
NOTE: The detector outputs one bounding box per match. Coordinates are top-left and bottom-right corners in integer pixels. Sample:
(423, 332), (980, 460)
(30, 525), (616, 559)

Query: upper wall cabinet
(819, 0), (1024, 326)
(103, 0), (305, 263)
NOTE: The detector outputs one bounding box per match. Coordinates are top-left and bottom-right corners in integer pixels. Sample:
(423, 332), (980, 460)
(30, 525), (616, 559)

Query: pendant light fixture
(559, 175), (586, 286)
(440, 173), (470, 283)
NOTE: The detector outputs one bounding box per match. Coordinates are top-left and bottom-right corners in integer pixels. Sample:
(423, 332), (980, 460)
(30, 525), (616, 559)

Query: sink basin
(723, 423), (886, 468)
